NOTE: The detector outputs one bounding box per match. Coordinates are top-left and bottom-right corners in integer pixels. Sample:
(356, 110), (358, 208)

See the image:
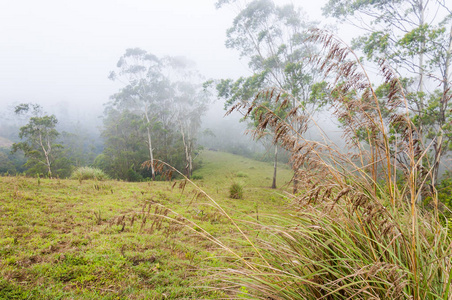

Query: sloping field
(0, 151), (293, 299)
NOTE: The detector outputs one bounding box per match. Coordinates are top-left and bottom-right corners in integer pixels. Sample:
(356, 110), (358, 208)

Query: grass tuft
(71, 167), (109, 181)
(229, 182), (244, 199)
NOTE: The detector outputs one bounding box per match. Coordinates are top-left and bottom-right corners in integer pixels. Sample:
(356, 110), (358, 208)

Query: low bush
(71, 167), (109, 181)
(229, 182), (243, 199)
(235, 171), (248, 178)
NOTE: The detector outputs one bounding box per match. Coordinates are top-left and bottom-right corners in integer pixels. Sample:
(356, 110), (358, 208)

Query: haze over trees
(11, 104), (61, 177)
(102, 48), (209, 180)
(1, 0), (452, 297)
(323, 0), (452, 188)
(216, 0), (324, 188)
(0, 0), (449, 195)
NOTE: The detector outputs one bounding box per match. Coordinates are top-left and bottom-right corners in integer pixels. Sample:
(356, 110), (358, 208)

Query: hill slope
(0, 151), (293, 299)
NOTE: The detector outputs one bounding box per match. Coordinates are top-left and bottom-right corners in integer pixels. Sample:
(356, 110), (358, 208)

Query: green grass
(0, 151), (293, 299)
(71, 167), (110, 181)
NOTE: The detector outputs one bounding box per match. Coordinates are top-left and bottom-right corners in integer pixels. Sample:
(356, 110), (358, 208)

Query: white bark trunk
(144, 106), (155, 181)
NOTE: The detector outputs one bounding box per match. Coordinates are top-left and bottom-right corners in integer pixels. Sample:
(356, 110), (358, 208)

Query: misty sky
(0, 0), (327, 114)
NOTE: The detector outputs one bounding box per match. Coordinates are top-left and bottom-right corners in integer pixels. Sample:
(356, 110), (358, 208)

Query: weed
(235, 171), (248, 178)
(71, 167), (109, 181)
(229, 182), (244, 199)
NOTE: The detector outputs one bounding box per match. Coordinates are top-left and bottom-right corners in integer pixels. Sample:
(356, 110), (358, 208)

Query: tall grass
(218, 30), (452, 299)
(140, 30), (451, 299)
(229, 182), (244, 199)
(71, 166), (109, 181)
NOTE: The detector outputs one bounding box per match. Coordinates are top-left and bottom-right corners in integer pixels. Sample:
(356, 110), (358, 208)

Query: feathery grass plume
(223, 29), (451, 299)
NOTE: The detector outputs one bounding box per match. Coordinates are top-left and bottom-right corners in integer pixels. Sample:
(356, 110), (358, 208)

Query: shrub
(229, 182), (243, 199)
(71, 167), (109, 181)
(438, 171), (452, 209)
(235, 171), (248, 178)
(126, 168), (143, 182)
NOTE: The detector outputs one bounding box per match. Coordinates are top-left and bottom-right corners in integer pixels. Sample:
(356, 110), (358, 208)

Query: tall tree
(108, 50), (208, 179)
(109, 48), (170, 180)
(98, 108), (148, 180)
(173, 81), (207, 178)
(216, 0), (322, 189)
(323, 0), (452, 188)
(12, 103), (61, 177)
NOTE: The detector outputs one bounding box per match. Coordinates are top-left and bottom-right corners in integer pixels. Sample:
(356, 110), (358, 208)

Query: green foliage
(99, 109), (149, 180)
(235, 171), (248, 178)
(323, 0), (452, 187)
(438, 171), (452, 209)
(59, 130), (99, 168)
(0, 279), (31, 299)
(221, 28), (452, 298)
(218, 0), (322, 111)
(126, 167), (144, 182)
(11, 103), (62, 177)
(0, 151), (291, 299)
(217, 0), (325, 191)
(71, 167), (109, 181)
(229, 182), (244, 199)
(0, 148), (26, 175)
(105, 49), (208, 180)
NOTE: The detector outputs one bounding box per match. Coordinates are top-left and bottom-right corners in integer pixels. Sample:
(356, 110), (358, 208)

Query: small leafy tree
(12, 103), (61, 177)
(216, 0), (322, 188)
(323, 0), (452, 189)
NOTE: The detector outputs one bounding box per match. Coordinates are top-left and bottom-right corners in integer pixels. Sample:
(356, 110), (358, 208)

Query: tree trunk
(146, 126), (155, 181)
(39, 131), (52, 177)
(271, 145), (277, 189)
(180, 124), (191, 179)
(144, 107), (155, 181)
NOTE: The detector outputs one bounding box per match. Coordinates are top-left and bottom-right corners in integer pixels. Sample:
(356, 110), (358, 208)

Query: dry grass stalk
(222, 29), (451, 299)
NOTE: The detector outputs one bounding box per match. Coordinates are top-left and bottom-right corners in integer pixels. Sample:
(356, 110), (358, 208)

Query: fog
(0, 0), (330, 155)
(0, 0), (328, 112)
(1, 0), (448, 180)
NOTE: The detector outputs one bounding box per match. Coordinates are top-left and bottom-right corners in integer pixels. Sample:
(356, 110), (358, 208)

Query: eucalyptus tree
(109, 48), (172, 180)
(12, 103), (61, 177)
(216, 0), (322, 188)
(98, 108), (148, 180)
(108, 50), (208, 179)
(172, 80), (208, 178)
(323, 0), (452, 187)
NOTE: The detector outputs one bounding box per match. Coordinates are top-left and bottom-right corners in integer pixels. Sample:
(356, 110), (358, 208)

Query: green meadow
(0, 151), (293, 299)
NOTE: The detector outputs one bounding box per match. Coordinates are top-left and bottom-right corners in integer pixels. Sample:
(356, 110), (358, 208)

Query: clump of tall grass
(71, 167), (109, 181)
(221, 29), (452, 299)
(138, 30), (451, 298)
(236, 171), (249, 178)
(229, 182), (244, 199)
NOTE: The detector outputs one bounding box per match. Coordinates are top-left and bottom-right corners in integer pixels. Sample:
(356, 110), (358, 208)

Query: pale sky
(0, 0), (327, 114)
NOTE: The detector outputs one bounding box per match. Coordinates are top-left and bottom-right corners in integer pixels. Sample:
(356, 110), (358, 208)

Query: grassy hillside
(0, 151), (293, 299)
